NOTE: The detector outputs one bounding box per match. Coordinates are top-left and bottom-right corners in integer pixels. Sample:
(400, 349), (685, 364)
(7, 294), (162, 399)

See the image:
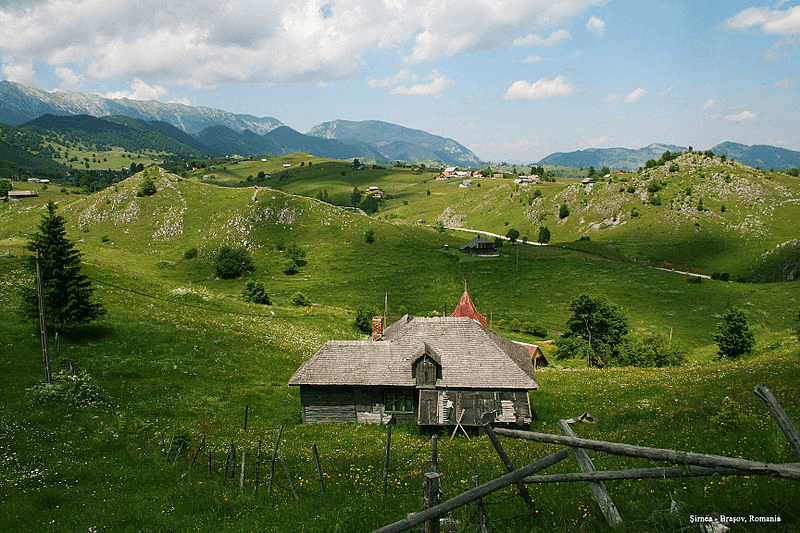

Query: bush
(27, 369), (104, 408)
(291, 292), (311, 307)
(537, 226), (551, 244)
(713, 306), (755, 359)
(554, 336), (589, 360)
(365, 229), (375, 244)
(559, 203), (570, 219)
(136, 176), (157, 197)
(611, 334), (686, 367)
(283, 258), (299, 275)
(214, 245), (254, 279)
(286, 244), (307, 266)
(242, 280), (270, 305)
(354, 306), (376, 334)
(183, 247), (198, 260)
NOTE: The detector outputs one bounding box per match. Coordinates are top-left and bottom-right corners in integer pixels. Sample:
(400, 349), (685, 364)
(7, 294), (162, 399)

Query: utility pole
(35, 250), (52, 384)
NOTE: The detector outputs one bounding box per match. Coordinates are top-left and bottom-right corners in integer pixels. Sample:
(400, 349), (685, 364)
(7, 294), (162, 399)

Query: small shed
(460, 235), (496, 256)
(289, 315), (537, 427)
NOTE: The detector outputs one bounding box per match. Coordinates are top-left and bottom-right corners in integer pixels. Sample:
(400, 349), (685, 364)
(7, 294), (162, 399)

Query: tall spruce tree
(21, 201), (105, 332)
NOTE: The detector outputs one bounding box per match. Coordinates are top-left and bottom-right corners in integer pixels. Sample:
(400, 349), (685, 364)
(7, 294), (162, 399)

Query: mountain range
(0, 81), (480, 166)
(538, 142), (800, 171)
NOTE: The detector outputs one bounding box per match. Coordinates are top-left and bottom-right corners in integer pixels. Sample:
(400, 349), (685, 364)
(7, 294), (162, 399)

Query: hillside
(538, 142), (800, 171)
(309, 119), (481, 166)
(1, 167), (798, 531)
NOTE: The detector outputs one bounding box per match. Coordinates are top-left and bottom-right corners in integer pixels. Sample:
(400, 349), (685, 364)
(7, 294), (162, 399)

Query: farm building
(288, 311), (537, 428)
(8, 190), (39, 199)
(460, 235), (497, 256)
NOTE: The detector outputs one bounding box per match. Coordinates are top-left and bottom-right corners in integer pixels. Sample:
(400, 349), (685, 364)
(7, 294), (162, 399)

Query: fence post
(240, 450), (246, 490)
(754, 384), (800, 461)
(431, 434), (438, 473)
(230, 439), (237, 480)
(191, 435), (205, 467)
(244, 405), (249, 431)
(422, 472), (442, 533)
(313, 443), (326, 499)
(269, 425), (283, 496)
(484, 425), (537, 514)
(382, 423), (392, 498)
(280, 456), (299, 501)
(557, 419), (622, 528)
(472, 475), (490, 533)
(255, 440), (262, 493)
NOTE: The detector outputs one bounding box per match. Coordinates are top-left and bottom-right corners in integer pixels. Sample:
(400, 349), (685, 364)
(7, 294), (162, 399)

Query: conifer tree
(21, 201), (105, 332)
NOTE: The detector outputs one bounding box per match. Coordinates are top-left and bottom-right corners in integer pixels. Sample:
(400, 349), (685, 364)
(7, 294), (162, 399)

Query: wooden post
(240, 450), (246, 490)
(269, 425), (283, 495)
(484, 425), (537, 513)
(472, 475), (490, 533)
(244, 405), (249, 431)
(557, 419), (622, 528)
(431, 435), (438, 473)
(35, 250), (52, 384)
(492, 428), (800, 481)
(225, 451), (230, 479)
(230, 439), (237, 480)
(371, 448), (570, 533)
(165, 434), (174, 462)
(754, 384), (800, 461)
(191, 435), (205, 467)
(382, 423), (392, 498)
(208, 449), (212, 477)
(280, 456), (299, 501)
(422, 472), (442, 533)
(255, 440), (262, 493)
(313, 443), (326, 499)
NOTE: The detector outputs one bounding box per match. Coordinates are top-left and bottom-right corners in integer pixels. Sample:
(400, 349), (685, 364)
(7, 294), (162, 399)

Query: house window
(384, 390), (414, 413)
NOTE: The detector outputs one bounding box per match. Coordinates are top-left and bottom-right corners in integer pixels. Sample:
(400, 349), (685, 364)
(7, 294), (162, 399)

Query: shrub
(559, 203), (570, 219)
(354, 306), (376, 334)
(291, 292), (310, 307)
(27, 369), (104, 408)
(283, 258), (299, 275)
(242, 280), (270, 305)
(713, 306), (755, 359)
(365, 229), (375, 244)
(183, 247), (198, 260)
(647, 181), (662, 193)
(286, 244), (307, 266)
(136, 176), (157, 197)
(214, 245), (254, 279)
(627, 186), (636, 193)
(611, 334), (686, 367)
(537, 226), (551, 244)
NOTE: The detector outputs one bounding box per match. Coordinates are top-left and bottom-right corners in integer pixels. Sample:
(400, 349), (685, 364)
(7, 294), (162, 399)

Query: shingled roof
(289, 316), (538, 390)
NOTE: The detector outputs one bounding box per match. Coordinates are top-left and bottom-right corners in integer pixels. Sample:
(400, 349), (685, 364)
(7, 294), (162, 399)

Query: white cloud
(724, 110), (757, 122)
(604, 93), (624, 103)
(773, 77), (800, 88)
(390, 70), (454, 97)
(55, 67), (82, 91)
(102, 79), (168, 101)
(0, 56), (37, 85)
(579, 135), (614, 148)
(169, 96), (192, 106)
(586, 16), (605, 38)
(624, 87), (646, 103)
(504, 75), (576, 100)
(724, 5), (800, 35)
(0, 0), (603, 87)
(368, 70), (417, 88)
(520, 54), (546, 63)
(701, 98), (718, 110)
(515, 29), (572, 48)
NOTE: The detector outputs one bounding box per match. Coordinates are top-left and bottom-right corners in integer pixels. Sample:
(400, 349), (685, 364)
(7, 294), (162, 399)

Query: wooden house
(460, 235), (496, 256)
(289, 315), (538, 428)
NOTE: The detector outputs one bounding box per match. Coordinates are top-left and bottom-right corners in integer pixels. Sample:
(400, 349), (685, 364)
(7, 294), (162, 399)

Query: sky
(0, 0), (798, 163)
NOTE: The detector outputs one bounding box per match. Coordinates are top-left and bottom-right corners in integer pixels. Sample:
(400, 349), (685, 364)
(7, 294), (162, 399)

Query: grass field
(1, 163), (799, 531)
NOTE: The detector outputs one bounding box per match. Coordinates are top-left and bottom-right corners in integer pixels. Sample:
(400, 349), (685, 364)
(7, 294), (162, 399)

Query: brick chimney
(372, 316), (383, 341)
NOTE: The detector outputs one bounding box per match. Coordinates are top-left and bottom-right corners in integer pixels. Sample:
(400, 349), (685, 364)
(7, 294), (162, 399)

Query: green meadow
(1, 162), (798, 531)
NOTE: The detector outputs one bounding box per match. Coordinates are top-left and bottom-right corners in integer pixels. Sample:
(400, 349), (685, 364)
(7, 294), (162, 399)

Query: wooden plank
(371, 448), (570, 533)
(523, 465), (747, 484)
(558, 419), (622, 529)
(313, 443), (326, 499)
(269, 425), (283, 495)
(754, 384), (800, 461)
(382, 424), (392, 499)
(484, 425), (536, 513)
(422, 472), (441, 533)
(281, 456), (299, 501)
(492, 428), (800, 481)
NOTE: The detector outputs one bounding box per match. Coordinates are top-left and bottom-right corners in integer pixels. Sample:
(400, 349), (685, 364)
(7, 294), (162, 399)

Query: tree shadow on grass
(62, 323), (115, 344)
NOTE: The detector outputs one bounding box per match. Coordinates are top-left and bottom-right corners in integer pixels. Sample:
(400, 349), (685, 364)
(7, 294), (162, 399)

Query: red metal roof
(449, 289), (488, 327)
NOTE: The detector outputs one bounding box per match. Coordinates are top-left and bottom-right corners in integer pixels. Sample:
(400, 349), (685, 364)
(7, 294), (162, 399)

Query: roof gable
(449, 289), (488, 327)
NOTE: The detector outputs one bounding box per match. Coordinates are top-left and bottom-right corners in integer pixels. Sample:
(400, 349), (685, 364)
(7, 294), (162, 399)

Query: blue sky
(0, 0), (797, 162)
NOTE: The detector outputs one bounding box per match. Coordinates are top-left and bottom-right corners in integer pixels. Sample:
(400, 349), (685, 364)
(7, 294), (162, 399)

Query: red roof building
(449, 287), (488, 327)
